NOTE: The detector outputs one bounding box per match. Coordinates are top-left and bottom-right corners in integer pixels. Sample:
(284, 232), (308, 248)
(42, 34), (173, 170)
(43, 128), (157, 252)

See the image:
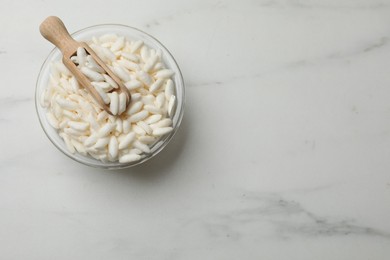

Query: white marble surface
(1, 0), (390, 259)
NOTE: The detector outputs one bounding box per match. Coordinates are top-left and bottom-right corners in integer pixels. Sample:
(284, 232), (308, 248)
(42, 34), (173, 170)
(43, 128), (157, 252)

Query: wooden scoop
(39, 16), (130, 115)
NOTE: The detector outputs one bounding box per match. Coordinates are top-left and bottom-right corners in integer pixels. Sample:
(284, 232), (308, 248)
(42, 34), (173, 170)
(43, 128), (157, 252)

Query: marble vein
(257, 0), (390, 10)
(188, 35), (390, 88)
(186, 193), (390, 241)
(326, 36), (390, 60)
(0, 96), (32, 107)
(143, 1), (227, 29)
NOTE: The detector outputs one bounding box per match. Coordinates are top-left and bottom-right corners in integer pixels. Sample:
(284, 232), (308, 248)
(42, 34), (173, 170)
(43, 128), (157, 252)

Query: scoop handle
(39, 16), (79, 57)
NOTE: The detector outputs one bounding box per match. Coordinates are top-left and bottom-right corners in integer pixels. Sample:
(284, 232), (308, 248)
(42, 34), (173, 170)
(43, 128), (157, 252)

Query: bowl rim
(35, 23), (185, 169)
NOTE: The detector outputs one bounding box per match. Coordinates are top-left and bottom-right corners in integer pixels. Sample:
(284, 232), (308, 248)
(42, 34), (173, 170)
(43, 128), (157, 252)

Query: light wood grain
(40, 16), (131, 114)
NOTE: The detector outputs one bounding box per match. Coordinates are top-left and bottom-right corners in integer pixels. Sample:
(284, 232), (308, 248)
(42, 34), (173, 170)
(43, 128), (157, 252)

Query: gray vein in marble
(279, 36), (390, 70)
(257, 0), (390, 10)
(0, 145), (46, 165)
(188, 35), (390, 88)
(285, 182), (342, 194)
(190, 193), (390, 240)
(327, 37), (389, 60)
(363, 37), (389, 52)
(0, 96), (32, 107)
(143, 1), (227, 29)
(143, 10), (189, 29)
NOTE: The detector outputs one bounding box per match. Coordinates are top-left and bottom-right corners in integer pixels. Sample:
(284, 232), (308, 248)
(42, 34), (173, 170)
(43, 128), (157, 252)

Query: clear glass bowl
(35, 24), (185, 169)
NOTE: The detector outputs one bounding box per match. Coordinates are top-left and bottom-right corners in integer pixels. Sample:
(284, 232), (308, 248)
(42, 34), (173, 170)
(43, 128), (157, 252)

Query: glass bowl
(35, 24), (185, 169)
